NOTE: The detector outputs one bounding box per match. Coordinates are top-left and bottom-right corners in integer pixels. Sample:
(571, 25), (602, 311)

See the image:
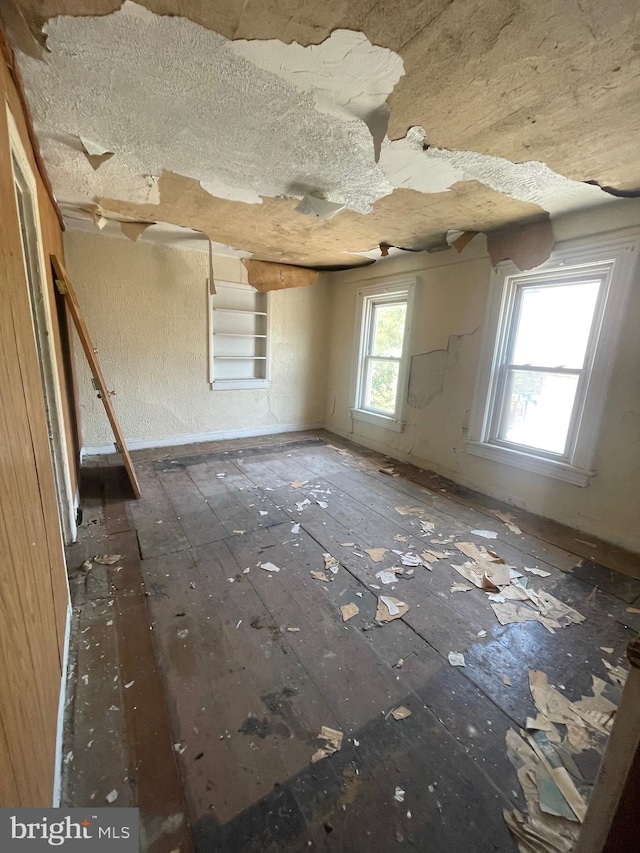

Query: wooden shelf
(214, 308), (267, 316)
(209, 284), (269, 386)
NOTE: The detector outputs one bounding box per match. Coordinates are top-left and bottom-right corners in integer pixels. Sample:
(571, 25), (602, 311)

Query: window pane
(371, 302), (406, 357)
(511, 281), (600, 368)
(498, 369), (579, 454)
(365, 359), (399, 413)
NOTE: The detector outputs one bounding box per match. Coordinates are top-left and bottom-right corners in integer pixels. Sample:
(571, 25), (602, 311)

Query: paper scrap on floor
(395, 506), (425, 516)
(376, 596), (409, 622)
(471, 529), (498, 539)
(323, 553), (339, 574)
(491, 510), (522, 535)
(311, 726), (344, 763)
(365, 548), (388, 562)
(376, 569), (401, 585)
(311, 570), (329, 582)
(391, 706), (412, 720)
(340, 603), (359, 621)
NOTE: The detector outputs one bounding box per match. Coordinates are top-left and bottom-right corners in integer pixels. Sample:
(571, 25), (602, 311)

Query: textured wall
(324, 200), (640, 553)
(63, 231), (329, 447)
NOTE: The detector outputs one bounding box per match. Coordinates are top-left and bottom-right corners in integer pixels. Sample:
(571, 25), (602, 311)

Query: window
(351, 280), (415, 431)
(209, 282), (270, 389)
(467, 238), (638, 485)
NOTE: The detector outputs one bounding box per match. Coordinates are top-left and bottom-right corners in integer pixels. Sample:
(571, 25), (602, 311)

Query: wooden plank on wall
(0, 43), (70, 807)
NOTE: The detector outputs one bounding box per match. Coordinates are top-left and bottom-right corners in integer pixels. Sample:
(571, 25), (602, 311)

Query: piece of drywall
(324, 199), (640, 554)
(63, 231), (330, 448)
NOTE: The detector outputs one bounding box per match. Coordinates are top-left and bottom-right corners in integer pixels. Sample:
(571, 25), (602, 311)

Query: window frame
(7, 105), (77, 542)
(350, 279), (415, 432)
(467, 237), (639, 486)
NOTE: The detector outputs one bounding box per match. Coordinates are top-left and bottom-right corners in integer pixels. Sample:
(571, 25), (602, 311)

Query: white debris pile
(504, 667), (625, 851)
(450, 542), (584, 634)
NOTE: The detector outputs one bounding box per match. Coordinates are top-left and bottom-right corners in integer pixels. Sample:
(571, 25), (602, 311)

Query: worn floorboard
(63, 433), (638, 852)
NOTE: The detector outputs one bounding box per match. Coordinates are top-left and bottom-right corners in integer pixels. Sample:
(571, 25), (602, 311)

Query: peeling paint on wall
(408, 328), (479, 409)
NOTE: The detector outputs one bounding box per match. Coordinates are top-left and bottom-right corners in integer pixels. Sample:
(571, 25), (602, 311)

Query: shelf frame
(207, 281), (271, 388)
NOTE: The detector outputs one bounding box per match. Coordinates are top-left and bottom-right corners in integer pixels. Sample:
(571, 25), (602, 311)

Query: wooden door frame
(6, 105), (77, 543)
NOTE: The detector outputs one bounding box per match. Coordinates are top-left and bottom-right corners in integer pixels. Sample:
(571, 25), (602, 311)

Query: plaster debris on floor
(58, 437), (638, 851)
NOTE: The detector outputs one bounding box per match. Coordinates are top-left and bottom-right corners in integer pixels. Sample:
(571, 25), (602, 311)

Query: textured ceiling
(7, 0), (640, 268)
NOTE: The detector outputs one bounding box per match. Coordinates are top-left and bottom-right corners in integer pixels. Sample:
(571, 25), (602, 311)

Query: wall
(324, 200), (640, 554)
(0, 35), (70, 805)
(63, 231), (330, 450)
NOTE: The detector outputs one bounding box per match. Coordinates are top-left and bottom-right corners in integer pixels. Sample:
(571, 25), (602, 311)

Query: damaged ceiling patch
(61, 207), (252, 257)
(18, 2), (399, 215)
(379, 127), (461, 194)
(230, 29), (404, 162)
(295, 195), (346, 220)
(79, 136), (115, 171)
(380, 128), (615, 216)
(97, 172), (550, 268)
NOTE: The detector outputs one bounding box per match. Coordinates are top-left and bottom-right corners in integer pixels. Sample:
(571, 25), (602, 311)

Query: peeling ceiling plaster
(11, 0), (634, 267)
(62, 208), (251, 256)
(381, 128), (610, 218)
(96, 172), (550, 268)
(19, 2), (398, 213)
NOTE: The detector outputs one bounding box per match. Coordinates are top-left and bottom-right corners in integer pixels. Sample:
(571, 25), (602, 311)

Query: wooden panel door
(0, 101), (69, 805)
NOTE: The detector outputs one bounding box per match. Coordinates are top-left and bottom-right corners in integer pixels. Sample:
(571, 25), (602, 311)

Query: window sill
(211, 380), (269, 390)
(466, 440), (595, 486)
(350, 408), (405, 433)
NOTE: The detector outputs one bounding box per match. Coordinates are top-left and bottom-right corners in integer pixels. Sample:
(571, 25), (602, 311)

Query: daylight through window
(467, 241), (637, 485)
(494, 279), (602, 456)
(352, 281), (414, 430)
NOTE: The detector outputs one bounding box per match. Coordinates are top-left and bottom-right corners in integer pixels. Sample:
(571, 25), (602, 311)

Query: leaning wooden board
(50, 254), (141, 498)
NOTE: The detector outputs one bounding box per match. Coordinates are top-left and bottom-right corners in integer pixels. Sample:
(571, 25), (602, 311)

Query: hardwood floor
(63, 433), (640, 852)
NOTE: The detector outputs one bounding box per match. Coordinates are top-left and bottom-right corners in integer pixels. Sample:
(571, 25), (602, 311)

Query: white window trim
(350, 278), (416, 432)
(467, 236), (639, 486)
(208, 281), (271, 390)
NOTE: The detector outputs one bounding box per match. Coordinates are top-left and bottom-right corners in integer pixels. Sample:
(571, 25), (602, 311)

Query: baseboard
(81, 422), (325, 458)
(52, 602), (72, 807)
